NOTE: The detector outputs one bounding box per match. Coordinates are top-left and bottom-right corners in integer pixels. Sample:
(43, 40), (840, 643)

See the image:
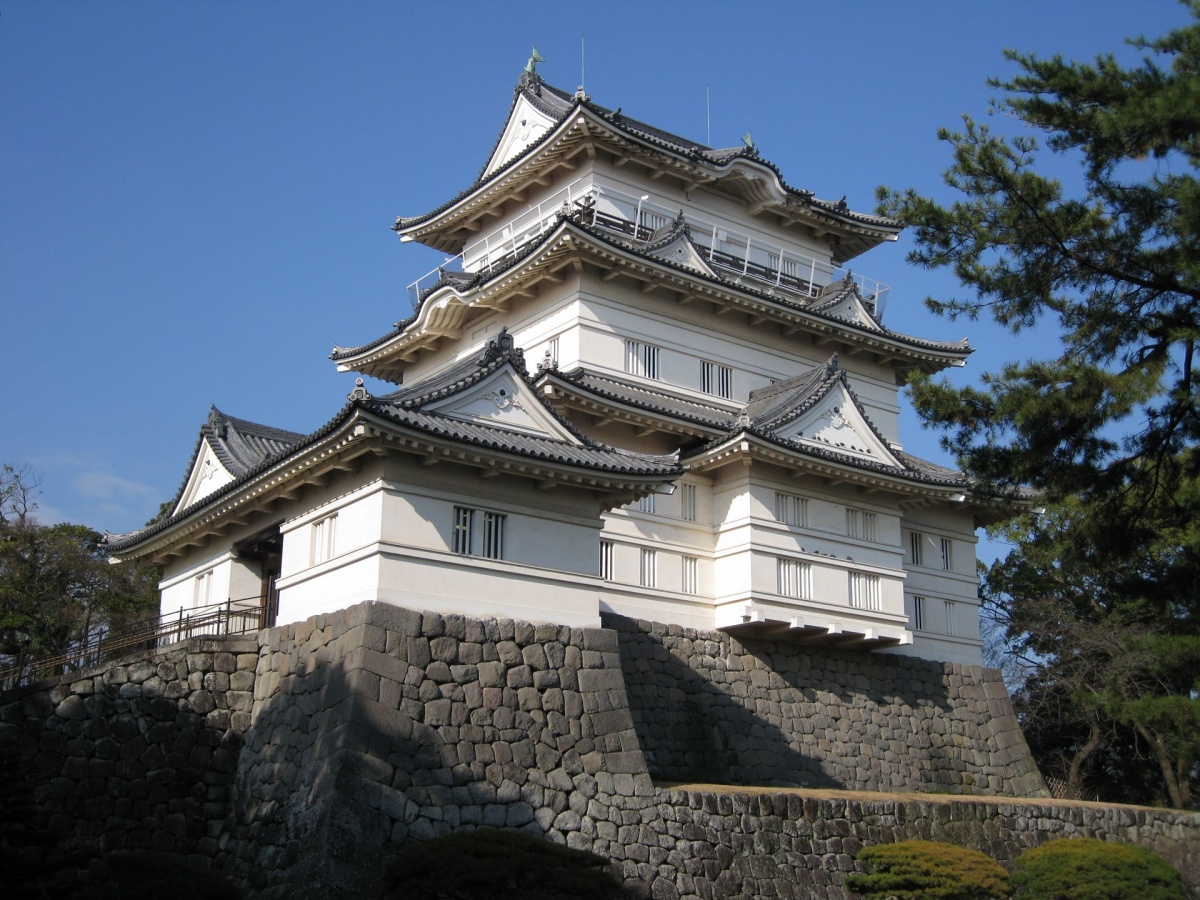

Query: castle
(108, 65), (1002, 668)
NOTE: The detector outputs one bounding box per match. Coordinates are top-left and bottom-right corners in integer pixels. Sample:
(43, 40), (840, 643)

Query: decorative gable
(423, 367), (582, 442)
(770, 381), (901, 466)
(645, 229), (722, 279)
(810, 276), (883, 331)
(173, 440), (236, 515)
(482, 93), (557, 179)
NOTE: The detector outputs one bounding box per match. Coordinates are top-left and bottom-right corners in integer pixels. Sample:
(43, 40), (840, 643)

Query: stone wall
(0, 635), (256, 856)
(606, 614), (1047, 797)
(3, 601), (1198, 899)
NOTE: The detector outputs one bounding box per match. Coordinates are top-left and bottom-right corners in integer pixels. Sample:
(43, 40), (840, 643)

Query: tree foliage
(879, 7), (1200, 807)
(847, 840), (1011, 900)
(0, 464), (159, 679)
(382, 828), (624, 900)
(1011, 838), (1185, 900)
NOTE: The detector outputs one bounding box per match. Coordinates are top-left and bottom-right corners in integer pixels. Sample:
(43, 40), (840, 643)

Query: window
(547, 336), (559, 366)
(639, 548), (657, 588)
(700, 361), (733, 399)
(777, 558), (812, 599)
(599, 541), (614, 581)
(680, 484), (697, 522)
(846, 508), (877, 541)
(774, 491), (807, 527)
(913, 595), (926, 631)
(849, 572), (882, 611)
(940, 538), (953, 572)
(624, 339), (661, 380)
(909, 531), (924, 567)
(637, 493), (656, 515)
(311, 513), (337, 564)
(944, 600), (956, 635)
(193, 570), (213, 609)
(682, 556), (698, 594)
(452, 506), (505, 560)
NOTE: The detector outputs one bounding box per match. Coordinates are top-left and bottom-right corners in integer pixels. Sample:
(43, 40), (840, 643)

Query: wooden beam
(601, 268), (622, 282)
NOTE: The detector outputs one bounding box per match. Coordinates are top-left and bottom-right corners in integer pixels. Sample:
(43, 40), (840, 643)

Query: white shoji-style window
(846, 508), (877, 542)
(700, 361), (733, 399)
(624, 339), (661, 380)
(639, 548), (657, 588)
(849, 572), (882, 611)
(774, 492), (808, 527)
(682, 556), (698, 595)
(599, 541), (614, 581)
(777, 558), (812, 599)
(311, 513), (337, 565)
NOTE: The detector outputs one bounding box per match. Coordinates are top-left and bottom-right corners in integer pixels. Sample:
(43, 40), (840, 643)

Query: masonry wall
(606, 614), (1046, 796)
(3, 601), (1198, 900)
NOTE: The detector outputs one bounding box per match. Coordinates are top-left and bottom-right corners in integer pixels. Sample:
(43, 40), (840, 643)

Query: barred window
(940, 538), (953, 571)
(639, 548), (657, 588)
(680, 484), (697, 522)
(909, 531), (924, 566)
(637, 493), (656, 515)
(774, 492), (807, 527)
(846, 508), (877, 542)
(682, 556), (698, 594)
(599, 541), (614, 581)
(624, 339), (661, 380)
(777, 558), (812, 599)
(452, 506), (505, 560)
(944, 600), (956, 635)
(913, 595), (926, 631)
(700, 361), (733, 399)
(849, 571), (881, 611)
(311, 513), (337, 564)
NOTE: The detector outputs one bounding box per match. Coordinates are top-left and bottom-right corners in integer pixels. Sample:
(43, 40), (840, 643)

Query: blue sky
(1, 1), (1191, 539)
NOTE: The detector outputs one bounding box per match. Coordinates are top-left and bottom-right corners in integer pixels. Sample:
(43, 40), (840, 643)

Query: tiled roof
(394, 74), (898, 236)
(202, 407), (305, 477)
(333, 214), (970, 368)
(542, 368), (739, 431)
(107, 332), (681, 555)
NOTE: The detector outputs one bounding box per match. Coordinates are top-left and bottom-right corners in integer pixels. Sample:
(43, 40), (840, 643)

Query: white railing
(404, 181), (892, 319)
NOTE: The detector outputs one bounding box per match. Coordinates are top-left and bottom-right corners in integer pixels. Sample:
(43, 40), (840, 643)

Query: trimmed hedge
(847, 840), (1011, 899)
(382, 828), (623, 900)
(1011, 838), (1185, 900)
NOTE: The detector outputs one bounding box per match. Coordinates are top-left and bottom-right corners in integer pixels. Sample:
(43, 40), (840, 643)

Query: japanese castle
(109, 66), (997, 666)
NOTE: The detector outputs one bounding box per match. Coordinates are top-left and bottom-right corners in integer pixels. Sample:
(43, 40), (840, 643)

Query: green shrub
(382, 828), (623, 900)
(847, 840), (1011, 899)
(1011, 838), (1185, 900)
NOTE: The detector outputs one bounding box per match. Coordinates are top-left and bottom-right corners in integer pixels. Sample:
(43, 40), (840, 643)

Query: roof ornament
(741, 132), (759, 157)
(524, 47), (544, 76)
(826, 354), (842, 375)
(207, 406), (227, 439)
(348, 378), (373, 402)
(574, 85), (590, 102)
(477, 326), (526, 367)
(537, 345), (558, 374)
(836, 195), (849, 212)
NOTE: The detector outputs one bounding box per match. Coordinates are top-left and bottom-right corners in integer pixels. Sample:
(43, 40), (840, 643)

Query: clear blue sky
(1, 1), (1191, 538)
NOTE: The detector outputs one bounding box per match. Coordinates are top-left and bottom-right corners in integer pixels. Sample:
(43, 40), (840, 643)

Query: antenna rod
(706, 84), (711, 147)
(581, 34), (585, 90)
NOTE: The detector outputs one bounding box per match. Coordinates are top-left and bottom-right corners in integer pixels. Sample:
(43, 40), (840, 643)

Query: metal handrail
(0, 597), (265, 692)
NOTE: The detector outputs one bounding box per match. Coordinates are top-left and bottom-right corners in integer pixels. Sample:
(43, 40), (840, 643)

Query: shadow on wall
(604, 614), (982, 793)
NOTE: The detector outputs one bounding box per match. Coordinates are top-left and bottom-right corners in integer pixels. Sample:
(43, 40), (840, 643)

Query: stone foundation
(2, 601), (1197, 898)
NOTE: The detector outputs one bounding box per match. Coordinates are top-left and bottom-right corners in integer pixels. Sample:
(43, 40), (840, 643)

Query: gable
(173, 439), (237, 515)
(482, 94), (557, 179)
(770, 381), (901, 466)
(646, 232), (721, 278)
(812, 290), (883, 332)
(423, 368), (582, 443)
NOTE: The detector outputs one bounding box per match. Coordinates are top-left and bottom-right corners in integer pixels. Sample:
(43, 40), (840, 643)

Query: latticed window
(624, 339), (660, 380)
(775, 492), (807, 527)
(846, 508), (877, 541)
(452, 506), (473, 555)
(909, 531), (924, 566)
(682, 556), (698, 594)
(637, 493), (656, 515)
(913, 595), (926, 631)
(777, 558), (812, 599)
(944, 600), (956, 635)
(940, 538), (953, 571)
(849, 572), (881, 610)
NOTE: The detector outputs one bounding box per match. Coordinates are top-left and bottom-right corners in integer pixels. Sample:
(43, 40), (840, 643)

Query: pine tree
(878, 7), (1200, 808)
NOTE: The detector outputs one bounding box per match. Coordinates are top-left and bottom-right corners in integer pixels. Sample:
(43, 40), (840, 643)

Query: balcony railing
(0, 598), (265, 691)
(405, 181), (892, 320)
